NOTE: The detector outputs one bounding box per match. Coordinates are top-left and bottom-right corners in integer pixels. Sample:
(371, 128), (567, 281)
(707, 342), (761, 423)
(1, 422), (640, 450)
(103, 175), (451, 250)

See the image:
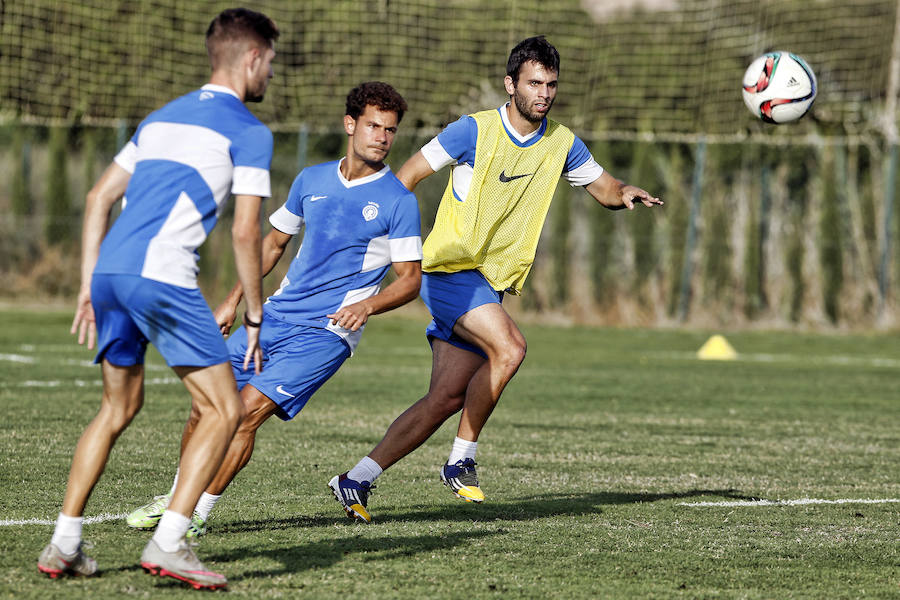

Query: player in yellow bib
(329, 36), (661, 523)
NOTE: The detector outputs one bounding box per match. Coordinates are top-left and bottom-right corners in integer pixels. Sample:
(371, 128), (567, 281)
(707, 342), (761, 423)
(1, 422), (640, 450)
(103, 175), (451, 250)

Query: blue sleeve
(284, 172), (306, 219)
(565, 135), (593, 173)
(231, 124), (274, 169)
(129, 126), (141, 147)
(389, 190), (422, 240)
(435, 115), (478, 165)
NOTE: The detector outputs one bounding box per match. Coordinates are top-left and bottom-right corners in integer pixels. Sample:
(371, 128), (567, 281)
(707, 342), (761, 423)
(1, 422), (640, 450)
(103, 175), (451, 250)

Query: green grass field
(0, 308), (897, 599)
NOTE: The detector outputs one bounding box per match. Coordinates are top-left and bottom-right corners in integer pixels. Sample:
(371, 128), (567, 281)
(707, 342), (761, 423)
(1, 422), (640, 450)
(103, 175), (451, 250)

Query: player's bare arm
(327, 260), (422, 331)
(231, 194), (265, 373)
(71, 162), (132, 349)
(585, 170), (662, 211)
(213, 227), (292, 334)
(396, 151), (436, 192)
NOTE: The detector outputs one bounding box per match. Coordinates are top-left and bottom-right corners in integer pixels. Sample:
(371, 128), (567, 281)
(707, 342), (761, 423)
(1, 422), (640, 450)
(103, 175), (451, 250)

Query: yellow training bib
(422, 109), (574, 294)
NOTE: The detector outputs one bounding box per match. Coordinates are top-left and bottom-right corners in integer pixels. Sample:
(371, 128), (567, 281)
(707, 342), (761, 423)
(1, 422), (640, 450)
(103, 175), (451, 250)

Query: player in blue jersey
(38, 9), (279, 590)
(123, 82), (422, 533)
(330, 36), (661, 523)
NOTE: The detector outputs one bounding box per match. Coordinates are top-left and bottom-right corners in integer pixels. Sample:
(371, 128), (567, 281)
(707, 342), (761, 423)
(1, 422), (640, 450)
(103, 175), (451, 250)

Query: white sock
(50, 513), (83, 555)
(194, 492), (221, 521)
(447, 437), (478, 465)
(151, 510), (190, 552)
(167, 469), (179, 497)
(347, 456), (383, 484)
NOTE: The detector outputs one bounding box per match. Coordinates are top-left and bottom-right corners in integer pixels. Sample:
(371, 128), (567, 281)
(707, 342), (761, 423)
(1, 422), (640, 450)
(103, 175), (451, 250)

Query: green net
(1, 0), (897, 138)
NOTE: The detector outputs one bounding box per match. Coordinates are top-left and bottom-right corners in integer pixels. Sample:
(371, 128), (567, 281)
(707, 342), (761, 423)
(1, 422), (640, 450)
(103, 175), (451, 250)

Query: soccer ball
(741, 51), (817, 124)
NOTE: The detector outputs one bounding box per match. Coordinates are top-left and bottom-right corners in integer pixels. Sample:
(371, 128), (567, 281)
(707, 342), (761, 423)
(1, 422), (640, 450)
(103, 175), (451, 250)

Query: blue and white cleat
(440, 458), (485, 503)
(328, 473), (374, 523)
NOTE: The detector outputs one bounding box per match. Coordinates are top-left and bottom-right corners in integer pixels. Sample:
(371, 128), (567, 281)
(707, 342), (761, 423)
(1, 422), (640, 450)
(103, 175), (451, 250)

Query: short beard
(513, 91), (550, 123)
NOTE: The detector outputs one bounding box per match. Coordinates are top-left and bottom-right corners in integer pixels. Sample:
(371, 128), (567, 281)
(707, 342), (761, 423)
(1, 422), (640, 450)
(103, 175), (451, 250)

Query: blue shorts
(420, 270), (503, 359)
(91, 273), (229, 368)
(227, 317), (350, 421)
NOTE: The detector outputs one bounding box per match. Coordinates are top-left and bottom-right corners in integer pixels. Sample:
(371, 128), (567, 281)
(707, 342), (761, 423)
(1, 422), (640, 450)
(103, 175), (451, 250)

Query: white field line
(679, 498), (900, 507)
(1, 346), (172, 389)
(0, 377), (181, 388)
(0, 512), (128, 526)
(0, 353), (36, 363)
(1, 376), (181, 389)
(1, 353), (169, 371)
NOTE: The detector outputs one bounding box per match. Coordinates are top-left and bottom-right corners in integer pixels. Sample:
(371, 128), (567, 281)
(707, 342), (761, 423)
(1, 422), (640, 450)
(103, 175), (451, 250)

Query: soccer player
(329, 36), (662, 523)
(124, 82), (422, 535)
(38, 8), (278, 590)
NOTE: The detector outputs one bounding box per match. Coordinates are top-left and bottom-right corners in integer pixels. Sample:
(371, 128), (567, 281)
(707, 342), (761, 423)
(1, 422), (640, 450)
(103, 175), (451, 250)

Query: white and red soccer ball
(742, 51), (817, 124)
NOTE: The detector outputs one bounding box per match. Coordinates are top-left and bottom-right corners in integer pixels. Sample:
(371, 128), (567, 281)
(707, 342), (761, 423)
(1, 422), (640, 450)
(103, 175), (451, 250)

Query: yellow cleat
(328, 473), (374, 523)
(441, 459), (485, 503)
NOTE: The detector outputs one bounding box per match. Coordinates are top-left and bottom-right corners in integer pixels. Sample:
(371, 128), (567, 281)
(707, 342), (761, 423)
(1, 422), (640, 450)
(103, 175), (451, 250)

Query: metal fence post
(677, 138), (706, 322)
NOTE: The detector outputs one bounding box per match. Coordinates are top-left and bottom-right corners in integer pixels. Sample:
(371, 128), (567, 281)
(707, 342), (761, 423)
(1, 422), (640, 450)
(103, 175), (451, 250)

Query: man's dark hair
(345, 82), (408, 123)
(506, 36), (560, 83)
(206, 8), (279, 69)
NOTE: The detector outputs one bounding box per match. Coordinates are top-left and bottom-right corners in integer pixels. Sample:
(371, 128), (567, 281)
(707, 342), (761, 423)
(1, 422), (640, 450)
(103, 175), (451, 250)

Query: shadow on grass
(219, 488), (761, 534)
(212, 529), (499, 582)
(377, 488), (762, 523)
(96, 489), (762, 585)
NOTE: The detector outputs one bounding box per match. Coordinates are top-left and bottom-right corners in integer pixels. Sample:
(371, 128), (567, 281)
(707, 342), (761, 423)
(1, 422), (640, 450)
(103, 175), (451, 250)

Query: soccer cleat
(440, 458), (485, 503)
(186, 513), (207, 538)
(328, 473), (374, 523)
(37, 542), (97, 578)
(127, 494), (207, 537)
(126, 494), (171, 529)
(140, 538), (227, 591)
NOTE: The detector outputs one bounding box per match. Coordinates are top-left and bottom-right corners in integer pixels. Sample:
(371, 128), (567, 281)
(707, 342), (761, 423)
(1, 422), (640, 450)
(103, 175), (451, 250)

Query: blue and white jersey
(264, 159), (422, 352)
(94, 84), (273, 288)
(420, 103), (603, 203)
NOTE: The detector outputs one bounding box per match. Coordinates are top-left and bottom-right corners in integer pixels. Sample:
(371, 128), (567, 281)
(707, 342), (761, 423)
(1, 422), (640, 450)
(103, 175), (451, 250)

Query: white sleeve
(563, 158), (604, 187)
(113, 141), (138, 174)
(268, 203), (304, 235)
(389, 236), (423, 262)
(232, 166), (271, 198)
(420, 137), (456, 171)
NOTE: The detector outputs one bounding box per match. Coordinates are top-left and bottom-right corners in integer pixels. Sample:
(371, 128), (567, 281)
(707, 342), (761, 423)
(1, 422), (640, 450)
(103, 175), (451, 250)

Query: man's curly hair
(346, 82), (408, 123)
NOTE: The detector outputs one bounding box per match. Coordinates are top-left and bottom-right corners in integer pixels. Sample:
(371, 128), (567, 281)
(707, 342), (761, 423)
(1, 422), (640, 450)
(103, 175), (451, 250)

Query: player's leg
(192, 324), (347, 527)
(371, 339), (484, 469)
(450, 302), (527, 442)
(435, 303), (526, 503)
(40, 273), (148, 579)
(40, 360), (144, 579)
(163, 362), (244, 521)
(330, 270), (500, 519)
(330, 339), (484, 522)
(139, 361), (240, 589)
(61, 361), (145, 517)
(124, 408), (201, 534)
(116, 279), (238, 589)
(206, 384), (279, 494)
(125, 322), (258, 535)
(420, 270), (525, 501)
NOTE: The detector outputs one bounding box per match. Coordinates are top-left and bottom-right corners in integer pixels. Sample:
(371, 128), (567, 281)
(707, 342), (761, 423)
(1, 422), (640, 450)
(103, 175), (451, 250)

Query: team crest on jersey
(362, 201), (379, 222)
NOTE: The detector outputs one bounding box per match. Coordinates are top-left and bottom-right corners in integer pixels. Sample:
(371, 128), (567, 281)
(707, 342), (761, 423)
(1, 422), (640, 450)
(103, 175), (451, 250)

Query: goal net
(2, 0), (897, 140)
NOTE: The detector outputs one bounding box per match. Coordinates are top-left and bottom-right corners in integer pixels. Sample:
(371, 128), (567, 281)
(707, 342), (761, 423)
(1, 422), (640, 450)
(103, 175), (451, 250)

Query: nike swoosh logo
(310, 195), (327, 201)
(498, 170), (532, 183)
(275, 385), (295, 398)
